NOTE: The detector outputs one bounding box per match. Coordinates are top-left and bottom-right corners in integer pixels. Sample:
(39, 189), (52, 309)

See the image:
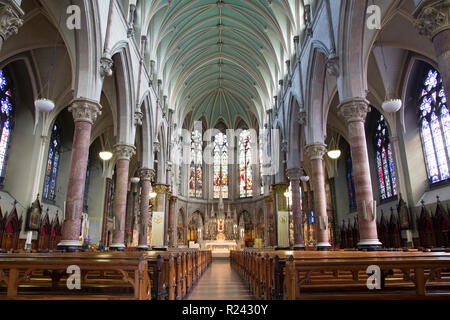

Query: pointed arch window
(239, 130), (253, 198)
(213, 132), (228, 198)
(189, 129), (202, 198)
(0, 69), (14, 184)
(419, 68), (450, 183)
(346, 149), (357, 209)
(43, 124), (62, 201)
(374, 114), (398, 200)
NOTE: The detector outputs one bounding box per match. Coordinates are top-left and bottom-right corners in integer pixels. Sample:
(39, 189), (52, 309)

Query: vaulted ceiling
(142, 0), (302, 129)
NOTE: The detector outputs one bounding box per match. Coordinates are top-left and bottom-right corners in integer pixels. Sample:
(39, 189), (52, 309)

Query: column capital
(414, 0), (450, 39)
(305, 143), (327, 160)
(337, 97), (370, 124)
(114, 144), (136, 161)
(138, 168), (155, 181)
(154, 183), (170, 194)
(286, 168), (304, 181)
(0, 1), (24, 42)
(68, 98), (102, 124)
(272, 183), (289, 194)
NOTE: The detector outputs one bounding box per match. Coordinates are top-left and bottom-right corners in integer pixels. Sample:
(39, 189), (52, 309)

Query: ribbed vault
(142, 0), (300, 128)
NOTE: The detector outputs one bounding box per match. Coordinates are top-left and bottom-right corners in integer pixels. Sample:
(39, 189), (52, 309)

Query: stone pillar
(337, 98), (381, 249)
(110, 144), (136, 251)
(0, 1), (24, 52)
(305, 144), (331, 250)
(153, 183), (169, 249)
(272, 183), (289, 249)
(264, 193), (275, 246)
(286, 168), (305, 250)
(168, 195), (177, 247)
(414, 1), (450, 92)
(137, 168), (154, 251)
(58, 99), (102, 251)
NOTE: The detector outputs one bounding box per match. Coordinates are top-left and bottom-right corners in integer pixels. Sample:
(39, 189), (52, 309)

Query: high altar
(201, 188), (238, 258)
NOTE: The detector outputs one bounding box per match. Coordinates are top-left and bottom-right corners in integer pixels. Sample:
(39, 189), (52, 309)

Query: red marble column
(414, 1), (450, 92)
(305, 144), (331, 250)
(287, 168), (305, 250)
(137, 168), (154, 250)
(338, 98), (381, 249)
(264, 194), (275, 247)
(58, 99), (102, 251)
(110, 144), (136, 251)
(168, 195), (177, 247)
(153, 183), (169, 249)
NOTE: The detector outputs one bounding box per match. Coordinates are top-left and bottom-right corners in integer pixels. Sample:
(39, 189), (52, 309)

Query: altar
(202, 240), (237, 259)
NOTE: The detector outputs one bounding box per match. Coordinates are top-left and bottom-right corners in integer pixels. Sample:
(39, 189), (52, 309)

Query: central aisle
(186, 259), (254, 300)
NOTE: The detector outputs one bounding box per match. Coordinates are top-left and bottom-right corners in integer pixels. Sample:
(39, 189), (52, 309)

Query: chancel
(0, 0), (449, 301)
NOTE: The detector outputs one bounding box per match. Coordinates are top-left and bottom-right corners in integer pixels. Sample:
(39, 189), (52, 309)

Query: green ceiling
(143, 0), (299, 129)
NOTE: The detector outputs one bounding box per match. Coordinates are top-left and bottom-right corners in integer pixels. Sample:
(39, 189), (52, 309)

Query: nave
(186, 260), (254, 301)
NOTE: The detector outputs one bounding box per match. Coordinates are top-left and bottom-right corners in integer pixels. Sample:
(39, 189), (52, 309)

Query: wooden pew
(0, 249), (212, 300)
(231, 250), (450, 300)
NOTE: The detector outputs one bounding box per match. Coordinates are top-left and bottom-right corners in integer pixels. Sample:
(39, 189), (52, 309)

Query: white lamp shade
(381, 99), (402, 113)
(327, 150), (342, 159)
(149, 191), (157, 198)
(300, 176), (310, 182)
(130, 177), (140, 184)
(99, 151), (113, 161)
(35, 99), (55, 112)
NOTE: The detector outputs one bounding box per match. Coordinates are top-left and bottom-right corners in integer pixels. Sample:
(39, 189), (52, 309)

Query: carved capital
(114, 144), (136, 161)
(305, 143), (327, 160)
(337, 97), (370, 124)
(68, 98), (102, 124)
(286, 168), (304, 181)
(297, 111), (307, 125)
(138, 168), (155, 181)
(154, 183), (170, 194)
(153, 141), (161, 153)
(326, 55), (340, 77)
(134, 111), (143, 126)
(414, 0), (450, 39)
(272, 183), (289, 194)
(0, 2), (24, 42)
(100, 52), (113, 77)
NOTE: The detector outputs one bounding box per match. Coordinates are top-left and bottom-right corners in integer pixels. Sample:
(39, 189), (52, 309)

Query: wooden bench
(231, 250), (450, 300)
(0, 249), (212, 300)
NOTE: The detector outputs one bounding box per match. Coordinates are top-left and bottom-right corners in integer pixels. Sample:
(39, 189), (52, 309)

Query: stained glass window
(239, 130), (253, 198)
(213, 132), (228, 198)
(373, 114), (398, 200)
(43, 124), (62, 201)
(0, 69), (14, 183)
(419, 68), (450, 183)
(346, 149), (357, 209)
(189, 130), (202, 198)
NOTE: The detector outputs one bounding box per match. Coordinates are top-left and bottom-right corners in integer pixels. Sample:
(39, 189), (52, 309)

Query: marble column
(110, 144), (136, 251)
(168, 195), (177, 247)
(414, 1), (450, 92)
(272, 183), (289, 249)
(264, 193), (275, 246)
(286, 168), (305, 250)
(337, 98), (381, 249)
(0, 1), (24, 52)
(58, 99), (102, 251)
(137, 168), (154, 251)
(153, 183), (169, 249)
(305, 144), (331, 250)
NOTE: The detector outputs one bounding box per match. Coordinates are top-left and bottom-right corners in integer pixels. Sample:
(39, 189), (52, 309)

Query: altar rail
(230, 250), (450, 300)
(0, 250), (211, 300)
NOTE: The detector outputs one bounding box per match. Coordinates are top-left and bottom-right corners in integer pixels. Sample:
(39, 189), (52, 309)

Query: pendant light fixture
(327, 135), (341, 160)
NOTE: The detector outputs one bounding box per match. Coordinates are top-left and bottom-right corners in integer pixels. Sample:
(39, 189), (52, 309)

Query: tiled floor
(186, 259), (255, 300)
